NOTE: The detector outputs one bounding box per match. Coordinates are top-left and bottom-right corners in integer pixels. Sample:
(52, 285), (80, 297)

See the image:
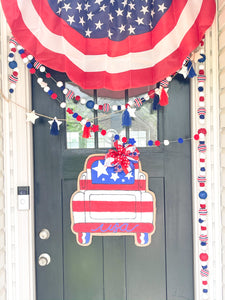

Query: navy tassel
(187, 60), (197, 78)
(50, 120), (59, 135)
(122, 108), (132, 127)
(153, 94), (160, 110)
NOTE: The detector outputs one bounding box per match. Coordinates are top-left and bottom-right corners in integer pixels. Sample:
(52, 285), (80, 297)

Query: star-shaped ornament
(26, 110), (39, 124)
(127, 106), (136, 118)
(48, 117), (62, 130)
(178, 65), (188, 78)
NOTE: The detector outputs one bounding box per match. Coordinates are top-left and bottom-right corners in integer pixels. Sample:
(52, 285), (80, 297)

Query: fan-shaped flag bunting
(1, 0), (215, 90)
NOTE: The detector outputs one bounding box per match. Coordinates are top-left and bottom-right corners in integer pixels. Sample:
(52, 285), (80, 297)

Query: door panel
(126, 178), (166, 300)
(33, 72), (193, 300)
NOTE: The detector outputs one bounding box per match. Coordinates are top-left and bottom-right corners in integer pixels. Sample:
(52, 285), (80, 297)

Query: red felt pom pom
(122, 137), (127, 143)
(199, 70), (205, 75)
(148, 89), (155, 99)
(76, 115), (82, 122)
(91, 124), (99, 132)
(99, 105), (103, 110)
(29, 68), (36, 74)
(200, 253), (208, 262)
(13, 71), (18, 76)
(198, 128), (207, 135)
(75, 95), (80, 101)
(202, 281), (208, 285)
(200, 183), (205, 187)
(20, 53), (26, 59)
(199, 96), (205, 102)
(101, 129), (106, 136)
(194, 134), (199, 140)
(51, 93), (57, 99)
(45, 73), (51, 78)
(66, 108), (73, 114)
(11, 47), (16, 52)
(155, 140), (160, 146)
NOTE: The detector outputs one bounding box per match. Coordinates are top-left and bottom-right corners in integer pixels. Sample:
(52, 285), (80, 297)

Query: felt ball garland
(8, 37), (202, 149)
(8, 37), (19, 94)
(194, 37), (210, 299)
(8, 37), (202, 120)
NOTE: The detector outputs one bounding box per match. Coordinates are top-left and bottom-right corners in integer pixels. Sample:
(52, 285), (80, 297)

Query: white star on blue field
(48, 0), (171, 41)
(91, 160), (135, 184)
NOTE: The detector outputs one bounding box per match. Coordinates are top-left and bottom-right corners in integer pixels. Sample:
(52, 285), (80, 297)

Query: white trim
(0, 6), (36, 300)
(205, 15), (223, 300)
(0, 6), (222, 300)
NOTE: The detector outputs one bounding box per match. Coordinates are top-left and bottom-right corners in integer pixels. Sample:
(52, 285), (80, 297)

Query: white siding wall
(218, 0), (225, 298)
(0, 11), (7, 300)
(0, 9), (36, 300)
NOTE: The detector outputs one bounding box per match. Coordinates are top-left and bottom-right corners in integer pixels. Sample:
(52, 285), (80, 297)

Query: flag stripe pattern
(71, 155), (155, 246)
(1, 0), (215, 90)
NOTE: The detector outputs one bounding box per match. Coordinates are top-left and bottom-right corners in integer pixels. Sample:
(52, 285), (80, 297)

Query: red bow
(105, 141), (139, 174)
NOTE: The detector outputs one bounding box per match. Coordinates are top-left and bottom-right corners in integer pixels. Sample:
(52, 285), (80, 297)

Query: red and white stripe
(1, 0), (215, 90)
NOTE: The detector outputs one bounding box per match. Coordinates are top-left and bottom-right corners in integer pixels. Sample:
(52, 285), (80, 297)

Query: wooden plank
(164, 76), (194, 300)
(103, 237), (126, 300)
(33, 75), (64, 300)
(126, 178), (167, 300)
(62, 179), (104, 300)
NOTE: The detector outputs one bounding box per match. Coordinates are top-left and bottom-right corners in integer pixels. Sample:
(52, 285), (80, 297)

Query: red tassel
(82, 125), (91, 138)
(159, 87), (169, 106)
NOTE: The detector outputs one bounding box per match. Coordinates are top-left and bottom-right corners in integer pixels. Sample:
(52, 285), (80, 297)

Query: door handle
(38, 253), (51, 266)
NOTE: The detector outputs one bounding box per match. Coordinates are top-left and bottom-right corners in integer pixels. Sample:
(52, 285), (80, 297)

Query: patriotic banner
(1, 0), (215, 90)
(70, 154), (156, 246)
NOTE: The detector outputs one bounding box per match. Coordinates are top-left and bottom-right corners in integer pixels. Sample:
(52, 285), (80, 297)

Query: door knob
(38, 253), (51, 266)
(39, 228), (50, 240)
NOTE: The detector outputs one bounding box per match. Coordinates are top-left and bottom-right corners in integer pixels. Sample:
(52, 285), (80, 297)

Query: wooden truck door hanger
(70, 143), (156, 247)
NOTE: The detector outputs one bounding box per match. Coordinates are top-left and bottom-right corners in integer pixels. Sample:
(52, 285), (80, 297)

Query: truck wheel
(77, 232), (91, 245)
(136, 233), (149, 245)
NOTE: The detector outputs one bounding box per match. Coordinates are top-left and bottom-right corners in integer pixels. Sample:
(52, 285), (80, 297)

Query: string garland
(8, 37), (198, 115)
(6, 36), (205, 146)
(193, 38), (209, 300)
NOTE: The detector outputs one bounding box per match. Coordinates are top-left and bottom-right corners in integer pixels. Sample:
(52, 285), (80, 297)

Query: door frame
(0, 8), (222, 300)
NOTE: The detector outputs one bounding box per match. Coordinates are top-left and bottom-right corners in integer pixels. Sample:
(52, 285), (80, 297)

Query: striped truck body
(71, 155), (155, 246)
